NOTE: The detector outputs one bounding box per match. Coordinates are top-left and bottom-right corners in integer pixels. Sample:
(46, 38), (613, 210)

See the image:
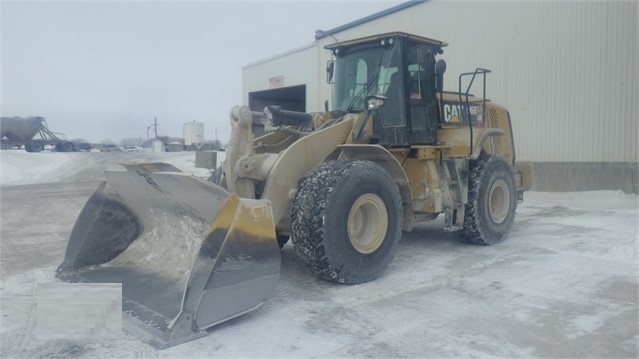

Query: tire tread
(291, 160), (401, 283)
(458, 155), (517, 245)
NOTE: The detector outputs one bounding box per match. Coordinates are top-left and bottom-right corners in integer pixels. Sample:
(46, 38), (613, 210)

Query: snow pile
(0, 150), (81, 185)
(0, 150), (226, 186)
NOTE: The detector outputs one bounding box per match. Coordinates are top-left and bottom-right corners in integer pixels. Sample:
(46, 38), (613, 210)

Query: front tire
(276, 235), (290, 249)
(458, 156), (517, 245)
(291, 160), (402, 284)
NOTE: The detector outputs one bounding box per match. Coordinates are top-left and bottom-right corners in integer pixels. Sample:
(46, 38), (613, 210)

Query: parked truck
(0, 116), (88, 152)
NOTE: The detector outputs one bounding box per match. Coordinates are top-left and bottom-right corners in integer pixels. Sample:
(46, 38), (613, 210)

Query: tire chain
(291, 160), (361, 281)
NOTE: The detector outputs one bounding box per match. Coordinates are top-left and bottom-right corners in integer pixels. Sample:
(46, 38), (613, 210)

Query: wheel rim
(488, 179), (510, 224)
(347, 193), (388, 254)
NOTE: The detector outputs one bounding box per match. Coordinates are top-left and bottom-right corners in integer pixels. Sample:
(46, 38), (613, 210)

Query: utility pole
(153, 117), (158, 139)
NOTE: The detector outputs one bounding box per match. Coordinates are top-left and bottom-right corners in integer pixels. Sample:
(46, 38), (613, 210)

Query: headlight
(366, 96), (386, 110)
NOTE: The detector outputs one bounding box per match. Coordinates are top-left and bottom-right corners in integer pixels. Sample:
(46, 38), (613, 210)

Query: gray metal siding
(245, 0), (638, 163)
(316, 0), (638, 163)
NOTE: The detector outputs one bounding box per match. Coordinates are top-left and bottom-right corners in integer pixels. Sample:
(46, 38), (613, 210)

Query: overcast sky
(2, 0), (403, 143)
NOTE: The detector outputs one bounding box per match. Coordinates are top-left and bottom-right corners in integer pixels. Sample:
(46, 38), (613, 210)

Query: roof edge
(324, 31), (447, 50)
(242, 42), (317, 70)
(314, 0), (427, 40)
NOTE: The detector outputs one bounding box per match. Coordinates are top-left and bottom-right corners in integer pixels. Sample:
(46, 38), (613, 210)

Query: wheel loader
(57, 32), (523, 348)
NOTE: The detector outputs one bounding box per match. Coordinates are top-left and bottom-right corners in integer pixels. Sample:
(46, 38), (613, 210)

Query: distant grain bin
(183, 121), (204, 147)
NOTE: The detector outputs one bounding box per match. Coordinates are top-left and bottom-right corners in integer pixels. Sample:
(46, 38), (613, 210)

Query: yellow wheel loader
(57, 32), (523, 348)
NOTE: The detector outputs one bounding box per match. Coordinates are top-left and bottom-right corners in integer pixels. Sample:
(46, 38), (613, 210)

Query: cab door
(373, 39), (409, 147)
(406, 43), (438, 145)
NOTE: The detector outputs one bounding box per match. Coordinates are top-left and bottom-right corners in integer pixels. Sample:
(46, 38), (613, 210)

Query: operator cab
(326, 32), (447, 147)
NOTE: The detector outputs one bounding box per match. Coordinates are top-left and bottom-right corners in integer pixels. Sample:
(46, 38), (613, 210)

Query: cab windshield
(332, 41), (402, 113)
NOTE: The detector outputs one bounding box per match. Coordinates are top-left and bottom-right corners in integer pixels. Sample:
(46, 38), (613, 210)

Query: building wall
(315, 0), (637, 163)
(243, 1), (638, 192)
(242, 43), (319, 110)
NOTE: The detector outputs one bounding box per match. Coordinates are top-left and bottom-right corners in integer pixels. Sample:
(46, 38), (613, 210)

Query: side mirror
(435, 59), (447, 91)
(326, 60), (335, 84)
(435, 59), (447, 75)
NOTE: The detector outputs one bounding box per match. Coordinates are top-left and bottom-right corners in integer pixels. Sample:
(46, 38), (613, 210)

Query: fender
(260, 114), (358, 226)
(335, 144), (414, 232)
(470, 128), (503, 160)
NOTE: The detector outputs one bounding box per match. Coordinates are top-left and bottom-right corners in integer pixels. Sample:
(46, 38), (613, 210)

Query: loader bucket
(56, 163), (280, 349)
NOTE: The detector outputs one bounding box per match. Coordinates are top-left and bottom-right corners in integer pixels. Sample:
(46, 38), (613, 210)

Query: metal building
(242, 0), (638, 193)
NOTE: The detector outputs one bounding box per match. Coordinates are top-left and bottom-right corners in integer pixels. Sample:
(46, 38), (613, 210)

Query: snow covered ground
(0, 149), (221, 185)
(0, 150), (637, 358)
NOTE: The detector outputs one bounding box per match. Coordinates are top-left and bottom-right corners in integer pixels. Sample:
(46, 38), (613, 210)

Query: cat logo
(443, 103), (482, 124)
(444, 103), (465, 123)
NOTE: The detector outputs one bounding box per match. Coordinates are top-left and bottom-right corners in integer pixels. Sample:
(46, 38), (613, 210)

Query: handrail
(458, 68), (491, 155)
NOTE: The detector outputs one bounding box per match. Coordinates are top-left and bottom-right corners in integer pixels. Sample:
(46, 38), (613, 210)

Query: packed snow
(0, 149), (223, 186)
(0, 150), (637, 358)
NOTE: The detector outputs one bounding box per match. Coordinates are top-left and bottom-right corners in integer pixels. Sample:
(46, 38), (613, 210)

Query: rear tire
(62, 142), (75, 152)
(291, 160), (402, 284)
(29, 142), (44, 153)
(458, 156), (517, 245)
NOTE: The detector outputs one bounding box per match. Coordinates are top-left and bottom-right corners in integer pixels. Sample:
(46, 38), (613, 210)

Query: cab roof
(324, 32), (448, 50)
